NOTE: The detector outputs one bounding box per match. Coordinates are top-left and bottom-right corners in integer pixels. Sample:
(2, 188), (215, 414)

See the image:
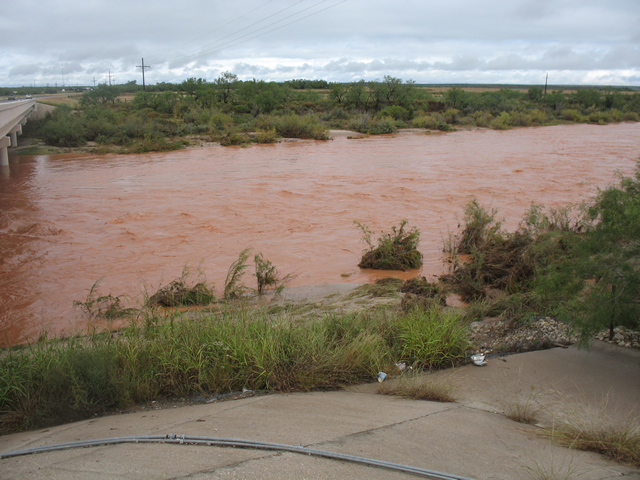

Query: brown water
(1, 124), (639, 346)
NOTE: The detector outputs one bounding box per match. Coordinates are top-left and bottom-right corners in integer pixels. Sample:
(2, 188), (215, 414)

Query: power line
(176, 0), (346, 66)
(168, 0), (306, 66)
(172, 0), (274, 53)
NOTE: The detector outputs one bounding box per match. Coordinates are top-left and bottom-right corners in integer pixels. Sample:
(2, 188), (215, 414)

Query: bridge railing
(1, 99), (36, 166)
(0, 99), (36, 138)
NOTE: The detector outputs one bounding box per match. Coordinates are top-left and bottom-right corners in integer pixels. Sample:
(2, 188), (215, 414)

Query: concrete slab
(1, 343), (639, 479)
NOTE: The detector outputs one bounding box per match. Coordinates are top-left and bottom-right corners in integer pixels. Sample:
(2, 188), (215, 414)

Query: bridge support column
(9, 124), (22, 147)
(0, 136), (10, 166)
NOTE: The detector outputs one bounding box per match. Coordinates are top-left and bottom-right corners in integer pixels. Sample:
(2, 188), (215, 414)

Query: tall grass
(544, 400), (640, 466)
(0, 305), (469, 434)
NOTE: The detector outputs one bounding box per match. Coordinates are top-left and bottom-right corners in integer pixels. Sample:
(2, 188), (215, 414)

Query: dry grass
(37, 95), (82, 107)
(377, 374), (456, 403)
(521, 443), (589, 480)
(544, 400), (640, 466)
(498, 368), (544, 424)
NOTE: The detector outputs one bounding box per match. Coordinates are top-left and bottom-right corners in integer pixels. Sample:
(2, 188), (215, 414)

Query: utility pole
(109, 70), (112, 86)
(93, 77), (96, 87)
(136, 58), (151, 91)
(544, 73), (548, 96)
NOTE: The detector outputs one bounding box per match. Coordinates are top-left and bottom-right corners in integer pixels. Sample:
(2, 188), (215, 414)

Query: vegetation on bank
(1, 162), (639, 472)
(19, 75), (640, 153)
(0, 304), (467, 434)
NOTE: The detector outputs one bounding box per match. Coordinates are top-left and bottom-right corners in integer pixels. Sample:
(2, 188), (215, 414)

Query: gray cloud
(1, 0), (639, 86)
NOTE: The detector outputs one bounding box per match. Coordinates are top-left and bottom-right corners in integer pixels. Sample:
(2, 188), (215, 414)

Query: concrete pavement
(1, 342), (639, 479)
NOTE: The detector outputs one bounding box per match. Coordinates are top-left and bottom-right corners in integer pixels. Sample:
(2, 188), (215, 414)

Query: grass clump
(355, 220), (423, 271)
(398, 307), (468, 369)
(0, 303), (470, 434)
(545, 402), (640, 466)
(224, 248), (251, 299)
(254, 252), (292, 294)
(73, 281), (137, 320)
(377, 374), (456, 402)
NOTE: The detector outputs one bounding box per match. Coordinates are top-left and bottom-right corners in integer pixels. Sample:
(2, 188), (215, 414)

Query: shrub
(442, 108), (460, 124)
(561, 109), (585, 122)
(379, 105), (410, 121)
(368, 117), (397, 135)
(491, 112), (511, 130)
(472, 111), (493, 128)
(38, 107), (87, 147)
(355, 220), (423, 270)
(348, 114), (371, 133)
(412, 114), (439, 129)
(436, 120), (454, 132)
(255, 128), (279, 144)
(274, 114), (328, 140)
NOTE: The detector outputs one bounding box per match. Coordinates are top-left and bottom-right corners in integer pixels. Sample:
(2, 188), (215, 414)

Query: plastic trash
(471, 353), (487, 366)
(377, 372), (387, 382)
(395, 362), (406, 371)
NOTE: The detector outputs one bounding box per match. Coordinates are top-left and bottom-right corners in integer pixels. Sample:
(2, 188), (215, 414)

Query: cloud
(9, 64), (41, 77)
(1, 0), (639, 86)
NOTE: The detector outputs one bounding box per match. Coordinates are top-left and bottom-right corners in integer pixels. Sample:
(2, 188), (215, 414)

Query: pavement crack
(308, 403), (463, 449)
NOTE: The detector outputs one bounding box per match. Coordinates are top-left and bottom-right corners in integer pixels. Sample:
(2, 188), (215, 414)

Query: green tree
(329, 82), (348, 104)
(527, 86), (543, 102)
(535, 166), (640, 343)
(214, 71), (238, 103)
(444, 87), (469, 110)
(80, 85), (119, 106)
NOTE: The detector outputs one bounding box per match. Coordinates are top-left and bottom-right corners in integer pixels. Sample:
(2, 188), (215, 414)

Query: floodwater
(1, 124), (639, 346)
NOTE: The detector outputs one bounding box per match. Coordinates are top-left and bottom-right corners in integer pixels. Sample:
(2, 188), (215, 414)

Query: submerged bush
(355, 220), (423, 270)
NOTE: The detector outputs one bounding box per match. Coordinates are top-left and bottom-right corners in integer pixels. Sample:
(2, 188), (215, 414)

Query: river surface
(1, 124), (639, 346)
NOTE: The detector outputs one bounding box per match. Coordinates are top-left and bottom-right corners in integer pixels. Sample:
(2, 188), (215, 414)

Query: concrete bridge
(0, 99), (36, 166)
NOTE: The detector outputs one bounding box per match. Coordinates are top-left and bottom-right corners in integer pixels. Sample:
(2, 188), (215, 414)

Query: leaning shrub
(355, 220), (423, 270)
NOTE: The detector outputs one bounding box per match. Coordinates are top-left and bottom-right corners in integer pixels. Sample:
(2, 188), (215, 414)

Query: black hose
(1, 433), (476, 480)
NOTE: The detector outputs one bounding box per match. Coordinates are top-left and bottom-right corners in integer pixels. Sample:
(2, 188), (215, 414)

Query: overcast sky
(2, 0), (639, 87)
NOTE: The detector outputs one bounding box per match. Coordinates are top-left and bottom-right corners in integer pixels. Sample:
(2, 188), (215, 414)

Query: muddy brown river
(1, 124), (639, 346)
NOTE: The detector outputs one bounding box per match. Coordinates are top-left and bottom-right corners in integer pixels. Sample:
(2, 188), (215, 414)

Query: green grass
(0, 305), (469, 434)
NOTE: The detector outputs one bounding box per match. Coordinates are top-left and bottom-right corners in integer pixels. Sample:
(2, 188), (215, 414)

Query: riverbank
(2, 338), (638, 479)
